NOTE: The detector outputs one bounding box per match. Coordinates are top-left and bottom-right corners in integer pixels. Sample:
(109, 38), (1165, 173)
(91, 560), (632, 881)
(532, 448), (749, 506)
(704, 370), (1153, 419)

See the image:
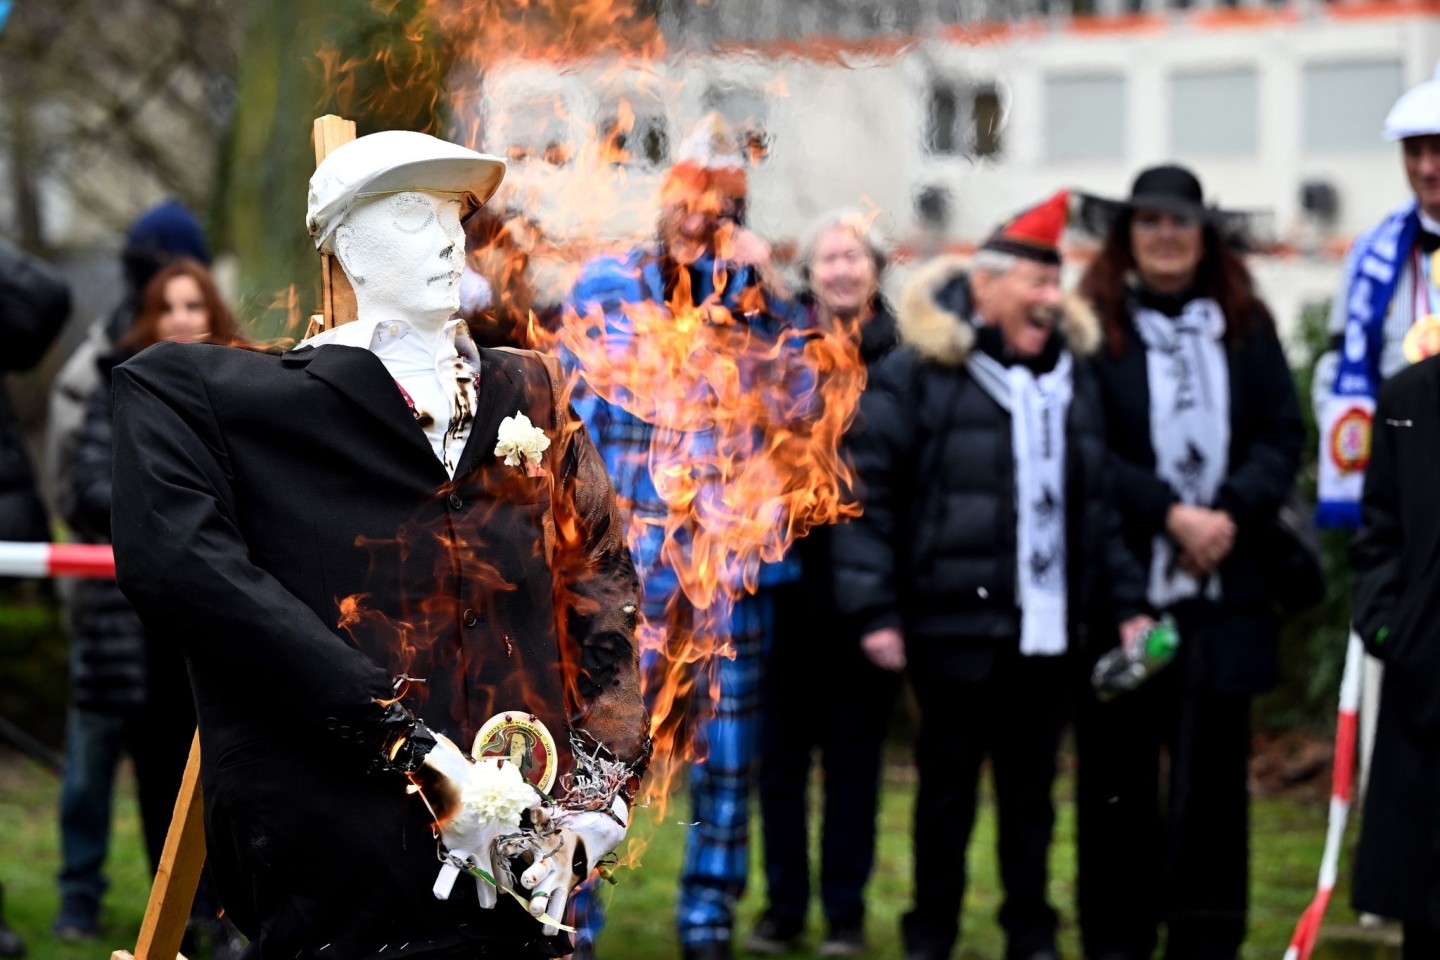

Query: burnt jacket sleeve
(1349, 381), (1405, 660)
(1215, 317), (1304, 528)
(110, 343), (396, 749)
(538, 354), (650, 777)
(833, 349), (917, 635)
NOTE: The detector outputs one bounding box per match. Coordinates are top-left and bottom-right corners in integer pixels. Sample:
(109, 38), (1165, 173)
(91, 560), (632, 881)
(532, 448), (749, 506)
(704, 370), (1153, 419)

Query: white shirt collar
(1420, 208), (1440, 237)
(302, 315), (477, 361)
(303, 316), (480, 477)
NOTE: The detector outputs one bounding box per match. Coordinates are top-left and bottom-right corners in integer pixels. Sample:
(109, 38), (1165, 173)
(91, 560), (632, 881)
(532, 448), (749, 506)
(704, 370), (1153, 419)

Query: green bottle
(1091, 615), (1180, 702)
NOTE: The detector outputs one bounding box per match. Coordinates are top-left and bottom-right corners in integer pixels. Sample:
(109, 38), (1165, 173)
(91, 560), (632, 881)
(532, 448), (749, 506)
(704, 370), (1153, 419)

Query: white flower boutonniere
(495, 412), (551, 476)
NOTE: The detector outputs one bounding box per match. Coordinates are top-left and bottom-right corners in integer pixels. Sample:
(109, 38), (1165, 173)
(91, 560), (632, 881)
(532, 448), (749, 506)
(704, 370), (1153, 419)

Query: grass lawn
(0, 747), (1349, 959)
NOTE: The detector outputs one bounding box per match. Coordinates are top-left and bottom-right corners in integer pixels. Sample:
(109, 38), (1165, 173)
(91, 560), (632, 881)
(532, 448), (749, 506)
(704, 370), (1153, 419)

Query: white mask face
(333, 190), (466, 334)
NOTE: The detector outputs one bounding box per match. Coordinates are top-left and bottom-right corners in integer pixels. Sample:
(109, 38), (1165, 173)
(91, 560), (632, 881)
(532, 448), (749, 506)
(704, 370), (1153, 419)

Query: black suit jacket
(1350, 354), (1440, 926)
(110, 339), (646, 959)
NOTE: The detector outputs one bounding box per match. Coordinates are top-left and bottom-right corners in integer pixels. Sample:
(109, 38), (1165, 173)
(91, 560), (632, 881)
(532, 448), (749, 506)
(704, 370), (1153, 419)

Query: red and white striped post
(0, 541), (115, 579)
(1283, 631), (1365, 960)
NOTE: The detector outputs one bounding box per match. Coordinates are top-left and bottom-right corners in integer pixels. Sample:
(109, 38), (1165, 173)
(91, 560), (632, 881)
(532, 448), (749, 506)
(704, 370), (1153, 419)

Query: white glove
(513, 797), (629, 936)
(419, 733), (534, 909)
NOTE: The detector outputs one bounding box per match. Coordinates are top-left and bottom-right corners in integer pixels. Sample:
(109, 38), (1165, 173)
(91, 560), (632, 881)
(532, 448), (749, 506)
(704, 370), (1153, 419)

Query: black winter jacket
(0, 241), (70, 542)
(834, 257), (1146, 660)
(1089, 287), (1303, 693)
(789, 297), (899, 631)
(67, 350), (162, 712)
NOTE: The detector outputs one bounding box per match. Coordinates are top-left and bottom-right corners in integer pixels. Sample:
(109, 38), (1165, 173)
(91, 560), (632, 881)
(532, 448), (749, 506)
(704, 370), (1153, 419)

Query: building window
(1169, 68), (1258, 158)
(915, 184), (953, 231)
(1044, 73), (1126, 163)
(501, 96), (571, 167)
(702, 85), (770, 165)
(974, 87), (1003, 157)
(1302, 60), (1403, 154)
(600, 96), (669, 169)
(925, 81), (1004, 159)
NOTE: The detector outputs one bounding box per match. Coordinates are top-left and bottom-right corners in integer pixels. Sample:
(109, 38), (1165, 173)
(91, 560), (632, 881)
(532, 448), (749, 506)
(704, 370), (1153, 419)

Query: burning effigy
(109, 129), (653, 959)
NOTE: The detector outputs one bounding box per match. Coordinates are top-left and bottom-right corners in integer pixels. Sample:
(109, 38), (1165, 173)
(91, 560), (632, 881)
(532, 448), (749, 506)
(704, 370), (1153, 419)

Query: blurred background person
(1314, 65), (1440, 527)
(1073, 164), (1303, 960)
(835, 194), (1150, 960)
(0, 237), (74, 958)
(745, 207), (900, 959)
(562, 114), (796, 960)
(43, 199), (212, 944)
(64, 258), (245, 957)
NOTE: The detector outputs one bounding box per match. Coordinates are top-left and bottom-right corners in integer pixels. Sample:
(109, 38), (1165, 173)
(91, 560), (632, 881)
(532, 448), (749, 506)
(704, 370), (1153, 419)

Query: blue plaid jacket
(561, 244), (806, 616)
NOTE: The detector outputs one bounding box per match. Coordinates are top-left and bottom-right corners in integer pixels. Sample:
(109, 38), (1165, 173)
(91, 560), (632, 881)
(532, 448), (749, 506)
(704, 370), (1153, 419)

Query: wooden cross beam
(111, 113), (357, 960)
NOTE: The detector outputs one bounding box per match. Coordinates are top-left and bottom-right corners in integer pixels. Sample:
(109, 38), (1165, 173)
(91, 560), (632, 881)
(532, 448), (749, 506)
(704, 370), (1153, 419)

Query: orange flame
(557, 266), (869, 803)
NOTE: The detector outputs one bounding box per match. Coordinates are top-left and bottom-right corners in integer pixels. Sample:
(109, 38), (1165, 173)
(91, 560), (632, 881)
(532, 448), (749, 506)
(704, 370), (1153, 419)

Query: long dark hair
(122, 258), (243, 351)
(1078, 211), (1270, 357)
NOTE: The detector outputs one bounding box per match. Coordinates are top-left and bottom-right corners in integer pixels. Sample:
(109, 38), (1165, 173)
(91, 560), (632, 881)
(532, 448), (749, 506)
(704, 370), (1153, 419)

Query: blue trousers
(573, 591), (774, 950)
(56, 707), (125, 901)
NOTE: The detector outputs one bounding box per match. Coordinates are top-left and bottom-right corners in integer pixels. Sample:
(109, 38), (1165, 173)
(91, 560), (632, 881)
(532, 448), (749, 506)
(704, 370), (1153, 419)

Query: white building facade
(473, 1), (1440, 339)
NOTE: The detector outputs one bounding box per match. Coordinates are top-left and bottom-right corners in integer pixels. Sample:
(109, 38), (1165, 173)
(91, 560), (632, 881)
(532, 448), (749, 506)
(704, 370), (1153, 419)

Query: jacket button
(463, 608), (479, 628)
(338, 725), (351, 739)
(324, 717), (339, 730)
(448, 492), (464, 510)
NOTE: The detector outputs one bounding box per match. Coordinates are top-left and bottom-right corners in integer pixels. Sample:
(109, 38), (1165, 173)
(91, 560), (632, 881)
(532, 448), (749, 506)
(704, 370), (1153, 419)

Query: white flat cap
(306, 130), (506, 254)
(1384, 61), (1440, 142)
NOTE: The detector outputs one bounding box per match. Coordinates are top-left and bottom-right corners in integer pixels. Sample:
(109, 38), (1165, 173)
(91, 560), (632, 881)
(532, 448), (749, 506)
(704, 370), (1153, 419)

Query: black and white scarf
(970, 350), (1073, 656)
(1134, 298), (1230, 608)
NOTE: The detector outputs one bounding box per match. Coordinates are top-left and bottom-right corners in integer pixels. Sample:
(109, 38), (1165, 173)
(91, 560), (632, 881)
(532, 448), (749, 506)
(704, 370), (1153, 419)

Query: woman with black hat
(1071, 165), (1304, 960)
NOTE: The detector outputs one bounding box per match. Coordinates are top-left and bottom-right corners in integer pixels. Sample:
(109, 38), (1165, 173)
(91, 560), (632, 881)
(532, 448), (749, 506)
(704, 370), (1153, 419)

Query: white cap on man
(1384, 61), (1440, 141)
(306, 130), (506, 255)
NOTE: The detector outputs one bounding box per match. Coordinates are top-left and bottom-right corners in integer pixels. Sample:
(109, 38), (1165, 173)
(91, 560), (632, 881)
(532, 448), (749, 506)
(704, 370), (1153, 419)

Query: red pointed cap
(980, 190), (1071, 266)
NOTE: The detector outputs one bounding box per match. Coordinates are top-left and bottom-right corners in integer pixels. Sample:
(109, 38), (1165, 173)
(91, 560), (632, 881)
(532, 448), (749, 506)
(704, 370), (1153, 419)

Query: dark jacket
(0, 241), (70, 542)
(833, 256), (1146, 668)
(65, 349), (149, 711)
(110, 340), (648, 959)
(66, 350), (165, 712)
(790, 296), (899, 626)
(1089, 288), (1303, 693)
(1349, 354), (1440, 926)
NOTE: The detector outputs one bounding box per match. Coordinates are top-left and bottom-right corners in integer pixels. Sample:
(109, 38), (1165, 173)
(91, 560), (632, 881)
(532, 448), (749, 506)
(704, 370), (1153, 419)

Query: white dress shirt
(304, 317), (480, 477)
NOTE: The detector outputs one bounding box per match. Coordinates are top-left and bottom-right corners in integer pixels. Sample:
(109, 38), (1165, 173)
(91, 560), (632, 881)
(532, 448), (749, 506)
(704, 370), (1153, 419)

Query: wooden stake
(110, 732), (204, 960)
(310, 114), (359, 335)
(113, 114), (358, 960)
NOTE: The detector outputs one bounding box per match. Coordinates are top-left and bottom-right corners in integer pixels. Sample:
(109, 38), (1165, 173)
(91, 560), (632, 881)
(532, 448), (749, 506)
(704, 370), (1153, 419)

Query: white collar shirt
(304, 317), (480, 477)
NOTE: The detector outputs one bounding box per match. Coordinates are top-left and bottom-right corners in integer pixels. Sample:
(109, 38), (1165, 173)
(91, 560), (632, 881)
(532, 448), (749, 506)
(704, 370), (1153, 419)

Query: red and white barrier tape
(1283, 631), (1365, 960)
(0, 541), (115, 579)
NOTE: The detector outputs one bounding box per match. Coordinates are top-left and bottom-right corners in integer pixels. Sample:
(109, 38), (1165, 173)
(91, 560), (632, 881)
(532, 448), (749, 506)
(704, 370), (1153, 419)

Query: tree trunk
(219, 0), (448, 339)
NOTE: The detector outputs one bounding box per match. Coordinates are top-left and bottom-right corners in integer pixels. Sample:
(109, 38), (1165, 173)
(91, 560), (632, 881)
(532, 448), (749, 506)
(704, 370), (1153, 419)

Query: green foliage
(0, 583), (67, 749)
(220, 0), (453, 340)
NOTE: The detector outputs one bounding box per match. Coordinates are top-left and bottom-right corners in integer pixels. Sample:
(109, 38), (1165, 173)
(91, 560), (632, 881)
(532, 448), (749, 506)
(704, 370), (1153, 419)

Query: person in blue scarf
(560, 115), (805, 960)
(1316, 61), (1440, 528)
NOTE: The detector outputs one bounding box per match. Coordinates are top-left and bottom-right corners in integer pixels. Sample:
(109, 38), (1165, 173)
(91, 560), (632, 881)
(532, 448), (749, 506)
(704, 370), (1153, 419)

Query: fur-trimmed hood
(896, 254), (1102, 367)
